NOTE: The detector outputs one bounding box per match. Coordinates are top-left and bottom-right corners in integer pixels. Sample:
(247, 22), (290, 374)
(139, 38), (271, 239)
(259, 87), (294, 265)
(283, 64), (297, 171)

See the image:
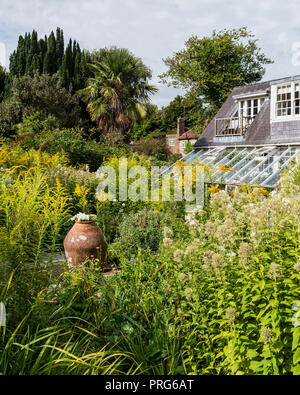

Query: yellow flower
(74, 184), (90, 198)
(218, 164), (232, 172)
(208, 184), (221, 193)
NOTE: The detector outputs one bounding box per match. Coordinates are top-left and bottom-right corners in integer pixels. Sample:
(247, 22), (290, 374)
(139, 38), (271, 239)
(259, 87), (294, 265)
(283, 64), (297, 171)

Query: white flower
(282, 198), (290, 206)
(71, 212), (97, 221)
(226, 252), (236, 257)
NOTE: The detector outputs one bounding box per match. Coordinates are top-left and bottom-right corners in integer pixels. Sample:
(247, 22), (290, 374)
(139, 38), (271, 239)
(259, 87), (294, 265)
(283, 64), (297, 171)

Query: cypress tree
(16, 36), (26, 76)
(73, 50), (81, 90)
(59, 52), (70, 88)
(25, 30), (39, 75)
(64, 39), (74, 80)
(56, 27), (64, 67)
(0, 65), (6, 102)
(43, 31), (57, 74)
(31, 54), (40, 75)
(8, 27), (87, 91)
(9, 50), (18, 76)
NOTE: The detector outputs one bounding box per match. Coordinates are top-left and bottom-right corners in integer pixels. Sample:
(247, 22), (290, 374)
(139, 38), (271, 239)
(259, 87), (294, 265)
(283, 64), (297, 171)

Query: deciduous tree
(159, 27), (273, 111)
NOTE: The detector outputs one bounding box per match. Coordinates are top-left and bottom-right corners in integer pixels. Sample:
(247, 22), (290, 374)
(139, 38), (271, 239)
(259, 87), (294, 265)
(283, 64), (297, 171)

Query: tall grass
(0, 167), (71, 268)
(0, 293), (139, 374)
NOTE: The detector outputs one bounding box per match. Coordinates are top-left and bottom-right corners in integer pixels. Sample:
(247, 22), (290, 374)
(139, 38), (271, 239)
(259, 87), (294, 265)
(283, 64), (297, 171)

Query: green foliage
(184, 141), (193, 154)
(114, 208), (165, 259)
(0, 265), (138, 374)
(9, 28), (87, 91)
(0, 65), (6, 102)
(9, 114), (131, 171)
(160, 94), (211, 134)
(129, 118), (167, 141)
(160, 27), (273, 111)
(78, 47), (158, 143)
(11, 73), (82, 129)
(0, 156), (299, 375)
(129, 95), (211, 142)
(132, 136), (169, 160)
(0, 97), (23, 138)
(0, 168), (70, 271)
(0, 143), (68, 170)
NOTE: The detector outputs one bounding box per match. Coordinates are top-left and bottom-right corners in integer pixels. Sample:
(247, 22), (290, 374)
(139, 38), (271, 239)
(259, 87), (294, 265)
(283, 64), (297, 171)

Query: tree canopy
(9, 27), (89, 91)
(78, 47), (157, 143)
(0, 65), (6, 102)
(159, 27), (273, 111)
(0, 73), (82, 137)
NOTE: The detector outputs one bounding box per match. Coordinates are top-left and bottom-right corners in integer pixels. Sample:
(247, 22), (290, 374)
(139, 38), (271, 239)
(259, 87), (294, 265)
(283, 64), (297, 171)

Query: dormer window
(276, 84), (292, 116)
(272, 81), (300, 119)
(295, 83), (300, 115)
(215, 93), (267, 137)
(239, 97), (265, 118)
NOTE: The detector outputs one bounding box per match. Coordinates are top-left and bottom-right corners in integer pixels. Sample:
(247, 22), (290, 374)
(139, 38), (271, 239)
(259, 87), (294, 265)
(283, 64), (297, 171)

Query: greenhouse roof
(178, 146), (300, 188)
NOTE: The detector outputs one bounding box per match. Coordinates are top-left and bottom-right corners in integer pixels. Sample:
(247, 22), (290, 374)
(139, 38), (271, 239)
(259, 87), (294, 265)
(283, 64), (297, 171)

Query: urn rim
(74, 219), (96, 225)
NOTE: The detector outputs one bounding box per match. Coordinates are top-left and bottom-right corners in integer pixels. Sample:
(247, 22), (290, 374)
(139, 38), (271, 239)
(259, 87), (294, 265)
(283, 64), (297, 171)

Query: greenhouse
(166, 75), (300, 188)
(175, 145), (300, 188)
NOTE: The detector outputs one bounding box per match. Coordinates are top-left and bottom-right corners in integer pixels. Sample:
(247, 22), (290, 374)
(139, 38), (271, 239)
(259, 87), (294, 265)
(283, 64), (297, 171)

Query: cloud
(1, 0), (300, 107)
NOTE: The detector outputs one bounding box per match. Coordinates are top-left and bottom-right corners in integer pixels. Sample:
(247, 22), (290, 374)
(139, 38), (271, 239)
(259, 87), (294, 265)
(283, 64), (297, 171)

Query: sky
(1, 0), (300, 107)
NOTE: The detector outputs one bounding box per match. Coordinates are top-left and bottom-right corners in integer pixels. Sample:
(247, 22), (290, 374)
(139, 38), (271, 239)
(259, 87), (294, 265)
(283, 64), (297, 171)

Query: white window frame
(271, 80), (300, 122)
(169, 139), (175, 147)
(238, 97), (265, 118)
(181, 141), (187, 148)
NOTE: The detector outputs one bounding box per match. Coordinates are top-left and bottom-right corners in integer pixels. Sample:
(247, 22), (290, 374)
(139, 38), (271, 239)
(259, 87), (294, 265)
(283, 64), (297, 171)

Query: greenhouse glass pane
(223, 147), (271, 183)
(238, 148), (279, 183)
(185, 149), (207, 165)
(213, 148), (238, 167)
(250, 148), (290, 185)
(188, 147), (225, 166)
(165, 146), (300, 187)
(208, 148), (253, 182)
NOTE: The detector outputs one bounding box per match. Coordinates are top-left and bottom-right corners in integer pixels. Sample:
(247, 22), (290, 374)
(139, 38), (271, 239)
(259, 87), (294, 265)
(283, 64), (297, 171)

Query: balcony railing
(215, 116), (255, 137)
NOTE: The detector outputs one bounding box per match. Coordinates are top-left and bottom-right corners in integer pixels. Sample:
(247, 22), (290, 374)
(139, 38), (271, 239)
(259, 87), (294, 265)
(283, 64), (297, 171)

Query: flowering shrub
(155, 174), (300, 374)
(0, 143), (68, 170)
(112, 208), (168, 259)
(88, 173), (299, 374)
(71, 213), (97, 222)
(44, 164), (99, 193)
(0, 168), (71, 268)
(1, 139), (300, 374)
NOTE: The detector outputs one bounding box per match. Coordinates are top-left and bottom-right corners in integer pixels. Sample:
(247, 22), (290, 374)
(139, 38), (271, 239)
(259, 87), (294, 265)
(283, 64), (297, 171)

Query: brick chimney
(177, 117), (185, 137)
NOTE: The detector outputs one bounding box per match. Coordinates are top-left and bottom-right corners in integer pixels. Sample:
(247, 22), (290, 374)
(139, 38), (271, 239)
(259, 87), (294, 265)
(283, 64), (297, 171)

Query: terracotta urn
(63, 220), (107, 266)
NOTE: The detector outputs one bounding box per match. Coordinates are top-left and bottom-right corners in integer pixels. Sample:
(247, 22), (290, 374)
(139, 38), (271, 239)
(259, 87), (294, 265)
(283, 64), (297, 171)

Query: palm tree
(78, 48), (158, 143)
